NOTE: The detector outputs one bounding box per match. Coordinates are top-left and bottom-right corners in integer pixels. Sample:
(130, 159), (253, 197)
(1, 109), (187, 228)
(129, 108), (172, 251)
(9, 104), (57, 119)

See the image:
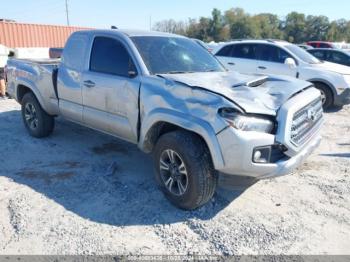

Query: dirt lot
(0, 98), (349, 255)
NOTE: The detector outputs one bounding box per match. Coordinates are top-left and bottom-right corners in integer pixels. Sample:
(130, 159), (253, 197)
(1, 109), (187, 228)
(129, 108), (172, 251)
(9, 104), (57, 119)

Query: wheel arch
(308, 78), (336, 98)
(139, 109), (225, 170)
(16, 81), (45, 108)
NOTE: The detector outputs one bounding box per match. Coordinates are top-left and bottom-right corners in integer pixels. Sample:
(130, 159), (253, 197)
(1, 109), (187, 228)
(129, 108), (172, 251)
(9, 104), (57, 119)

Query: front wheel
(314, 83), (333, 109)
(153, 131), (217, 210)
(21, 92), (55, 138)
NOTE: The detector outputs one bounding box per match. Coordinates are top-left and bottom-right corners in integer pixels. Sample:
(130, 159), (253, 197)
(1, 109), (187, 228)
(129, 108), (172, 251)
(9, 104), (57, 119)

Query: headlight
(219, 108), (275, 133)
(343, 75), (350, 87)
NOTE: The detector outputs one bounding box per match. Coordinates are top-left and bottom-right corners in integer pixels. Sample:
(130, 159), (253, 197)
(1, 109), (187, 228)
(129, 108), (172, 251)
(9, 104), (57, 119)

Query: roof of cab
(79, 29), (185, 38)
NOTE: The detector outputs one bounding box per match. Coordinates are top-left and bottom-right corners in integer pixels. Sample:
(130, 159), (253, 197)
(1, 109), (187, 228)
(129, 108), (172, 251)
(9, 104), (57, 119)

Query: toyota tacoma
(6, 30), (323, 210)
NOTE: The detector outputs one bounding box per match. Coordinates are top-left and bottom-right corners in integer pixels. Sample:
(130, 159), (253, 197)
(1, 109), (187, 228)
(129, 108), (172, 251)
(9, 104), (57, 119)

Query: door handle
(228, 62), (235, 65)
(258, 66), (267, 70)
(83, 80), (95, 88)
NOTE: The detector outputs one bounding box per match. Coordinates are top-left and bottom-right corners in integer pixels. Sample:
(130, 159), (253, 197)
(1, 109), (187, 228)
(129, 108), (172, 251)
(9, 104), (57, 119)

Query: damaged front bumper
(216, 126), (321, 179)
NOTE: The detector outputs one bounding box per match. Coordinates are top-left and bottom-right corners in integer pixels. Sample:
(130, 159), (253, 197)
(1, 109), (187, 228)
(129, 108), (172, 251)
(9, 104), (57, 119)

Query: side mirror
(128, 70), (137, 78)
(128, 58), (137, 78)
(284, 58), (296, 68)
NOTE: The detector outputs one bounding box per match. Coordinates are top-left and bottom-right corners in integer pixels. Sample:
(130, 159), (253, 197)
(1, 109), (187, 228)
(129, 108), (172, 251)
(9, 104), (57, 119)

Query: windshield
(131, 36), (225, 74)
(285, 44), (321, 64)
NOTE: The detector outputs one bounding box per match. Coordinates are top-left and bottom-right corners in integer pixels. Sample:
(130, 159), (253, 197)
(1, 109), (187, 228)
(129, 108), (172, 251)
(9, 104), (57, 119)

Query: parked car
(307, 48), (350, 67)
(333, 42), (350, 50)
(6, 30), (323, 210)
(307, 41), (336, 49)
(215, 39), (350, 109)
(307, 41), (350, 50)
(298, 44), (313, 50)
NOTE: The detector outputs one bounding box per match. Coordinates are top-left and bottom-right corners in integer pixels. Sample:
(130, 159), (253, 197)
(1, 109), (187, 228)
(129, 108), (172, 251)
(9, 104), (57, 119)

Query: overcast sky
(1, 0), (349, 30)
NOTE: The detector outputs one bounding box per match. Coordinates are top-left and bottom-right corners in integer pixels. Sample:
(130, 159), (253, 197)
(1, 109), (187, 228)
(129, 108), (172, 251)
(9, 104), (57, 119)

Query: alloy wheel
(24, 103), (38, 130)
(320, 89), (326, 105)
(159, 149), (189, 196)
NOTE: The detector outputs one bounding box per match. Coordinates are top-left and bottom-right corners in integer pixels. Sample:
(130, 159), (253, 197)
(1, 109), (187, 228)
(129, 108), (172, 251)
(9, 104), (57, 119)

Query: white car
(215, 40), (350, 109)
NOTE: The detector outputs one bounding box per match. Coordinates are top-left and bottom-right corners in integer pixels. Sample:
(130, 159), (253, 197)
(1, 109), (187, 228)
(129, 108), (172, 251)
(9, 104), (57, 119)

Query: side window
(231, 44), (257, 59)
(258, 45), (292, 63)
(330, 51), (348, 64)
(62, 33), (88, 70)
(216, 45), (233, 57)
(309, 50), (325, 60)
(308, 43), (317, 48)
(319, 43), (330, 48)
(90, 37), (134, 77)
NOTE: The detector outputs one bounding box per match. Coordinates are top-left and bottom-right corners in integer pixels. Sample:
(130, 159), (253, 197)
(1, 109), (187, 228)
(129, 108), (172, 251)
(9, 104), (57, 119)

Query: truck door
(81, 36), (140, 143)
(57, 33), (88, 123)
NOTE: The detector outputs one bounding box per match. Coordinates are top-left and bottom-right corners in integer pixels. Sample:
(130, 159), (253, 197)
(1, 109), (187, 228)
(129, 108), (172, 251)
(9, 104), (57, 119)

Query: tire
(153, 130), (218, 210)
(21, 92), (55, 138)
(313, 82), (333, 109)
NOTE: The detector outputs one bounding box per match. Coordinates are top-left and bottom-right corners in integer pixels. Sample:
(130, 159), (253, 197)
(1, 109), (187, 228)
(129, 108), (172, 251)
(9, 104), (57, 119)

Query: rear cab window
(62, 33), (89, 70)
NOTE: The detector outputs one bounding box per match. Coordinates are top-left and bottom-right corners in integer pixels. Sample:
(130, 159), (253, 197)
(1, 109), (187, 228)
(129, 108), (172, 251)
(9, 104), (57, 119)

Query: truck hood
(310, 61), (350, 75)
(160, 71), (312, 116)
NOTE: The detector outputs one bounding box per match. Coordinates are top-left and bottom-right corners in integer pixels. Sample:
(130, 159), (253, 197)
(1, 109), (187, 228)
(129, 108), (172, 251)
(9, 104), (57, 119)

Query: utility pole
(65, 0), (70, 26)
(149, 15), (152, 31)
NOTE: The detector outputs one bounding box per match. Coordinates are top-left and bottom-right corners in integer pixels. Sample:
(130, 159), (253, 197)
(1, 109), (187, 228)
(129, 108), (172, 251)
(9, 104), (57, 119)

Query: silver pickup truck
(6, 29), (323, 210)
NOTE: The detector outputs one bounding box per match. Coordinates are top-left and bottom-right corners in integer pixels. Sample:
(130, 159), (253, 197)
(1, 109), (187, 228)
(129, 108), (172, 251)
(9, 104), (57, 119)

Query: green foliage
(282, 12), (307, 43)
(152, 7), (350, 43)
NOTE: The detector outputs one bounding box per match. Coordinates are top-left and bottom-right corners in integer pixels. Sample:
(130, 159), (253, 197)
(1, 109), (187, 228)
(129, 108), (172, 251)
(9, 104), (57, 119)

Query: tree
(305, 15), (330, 41)
(253, 13), (283, 39)
(218, 25), (230, 41)
(152, 19), (188, 35)
(283, 12), (307, 43)
(224, 8), (260, 39)
(186, 17), (213, 41)
(153, 7), (350, 43)
(209, 8), (223, 42)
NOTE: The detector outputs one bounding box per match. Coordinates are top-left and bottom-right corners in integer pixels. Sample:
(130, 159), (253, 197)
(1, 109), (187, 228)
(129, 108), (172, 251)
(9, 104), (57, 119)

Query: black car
(307, 48), (350, 67)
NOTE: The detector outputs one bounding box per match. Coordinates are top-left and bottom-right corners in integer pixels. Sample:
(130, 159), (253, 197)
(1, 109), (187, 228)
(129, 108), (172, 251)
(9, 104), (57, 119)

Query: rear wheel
(313, 82), (333, 109)
(21, 92), (55, 138)
(153, 130), (217, 210)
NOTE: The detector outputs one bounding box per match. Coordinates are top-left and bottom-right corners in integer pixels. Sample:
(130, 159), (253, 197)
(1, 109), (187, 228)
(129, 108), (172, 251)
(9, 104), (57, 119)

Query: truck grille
(290, 97), (323, 146)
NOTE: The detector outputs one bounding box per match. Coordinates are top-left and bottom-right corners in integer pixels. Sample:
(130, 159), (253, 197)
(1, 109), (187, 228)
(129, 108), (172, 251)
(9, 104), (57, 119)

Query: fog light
(253, 150), (262, 162)
(252, 146), (271, 163)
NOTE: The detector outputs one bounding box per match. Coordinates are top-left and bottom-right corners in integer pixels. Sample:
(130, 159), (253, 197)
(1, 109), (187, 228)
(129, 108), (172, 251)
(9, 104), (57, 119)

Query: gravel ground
(0, 98), (349, 255)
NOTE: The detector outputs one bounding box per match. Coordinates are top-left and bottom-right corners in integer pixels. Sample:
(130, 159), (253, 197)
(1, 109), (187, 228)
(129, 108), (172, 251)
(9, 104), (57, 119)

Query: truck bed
(6, 58), (60, 116)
